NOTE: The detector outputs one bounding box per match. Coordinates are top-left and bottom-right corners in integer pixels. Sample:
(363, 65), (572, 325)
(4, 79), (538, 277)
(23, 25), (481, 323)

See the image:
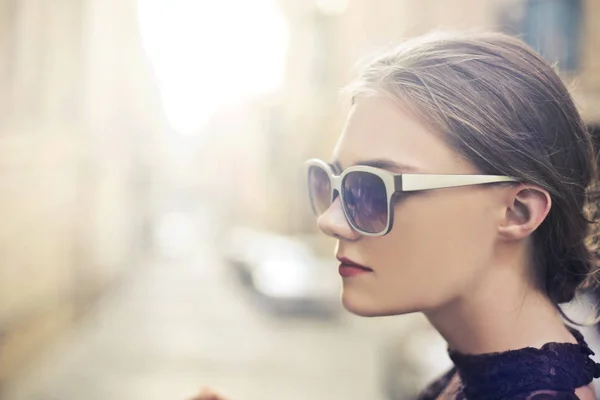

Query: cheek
(342, 190), (498, 315)
(389, 191), (498, 269)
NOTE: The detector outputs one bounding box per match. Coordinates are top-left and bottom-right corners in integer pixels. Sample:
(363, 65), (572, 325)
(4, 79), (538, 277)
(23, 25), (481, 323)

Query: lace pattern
(416, 328), (600, 400)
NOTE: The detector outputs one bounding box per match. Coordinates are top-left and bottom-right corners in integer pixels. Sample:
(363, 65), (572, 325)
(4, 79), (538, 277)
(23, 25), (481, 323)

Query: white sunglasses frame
(306, 158), (519, 237)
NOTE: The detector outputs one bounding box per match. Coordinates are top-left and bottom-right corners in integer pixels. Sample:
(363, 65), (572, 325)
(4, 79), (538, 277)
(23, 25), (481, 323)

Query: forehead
(333, 96), (474, 174)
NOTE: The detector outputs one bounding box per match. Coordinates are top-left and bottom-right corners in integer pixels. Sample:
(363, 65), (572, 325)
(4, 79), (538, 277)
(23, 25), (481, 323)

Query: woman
(197, 31), (600, 400)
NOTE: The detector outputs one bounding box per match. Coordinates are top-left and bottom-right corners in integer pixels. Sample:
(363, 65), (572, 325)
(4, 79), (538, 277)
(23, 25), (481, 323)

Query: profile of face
(316, 95), (545, 317)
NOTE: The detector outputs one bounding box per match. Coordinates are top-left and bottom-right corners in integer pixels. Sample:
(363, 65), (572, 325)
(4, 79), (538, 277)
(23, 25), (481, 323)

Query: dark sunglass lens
(308, 166), (332, 216)
(342, 171), (388, 234)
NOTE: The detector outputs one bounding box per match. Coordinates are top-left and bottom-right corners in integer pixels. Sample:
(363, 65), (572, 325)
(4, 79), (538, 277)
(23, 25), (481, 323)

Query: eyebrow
(331, 158), (420, 174)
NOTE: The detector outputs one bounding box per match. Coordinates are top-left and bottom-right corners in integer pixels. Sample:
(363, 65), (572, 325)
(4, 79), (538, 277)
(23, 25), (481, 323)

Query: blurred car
(221, 227), (342, 316)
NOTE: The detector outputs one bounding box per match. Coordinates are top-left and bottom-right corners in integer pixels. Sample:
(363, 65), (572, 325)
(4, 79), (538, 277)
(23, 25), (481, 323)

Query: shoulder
(523, 391), (579, 400)
(519, 383), (596, 400)
(415, 368), (456, 400)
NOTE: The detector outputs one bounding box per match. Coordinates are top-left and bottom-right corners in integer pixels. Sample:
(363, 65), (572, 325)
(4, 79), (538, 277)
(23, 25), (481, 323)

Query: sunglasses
(306, 158), (519, 237)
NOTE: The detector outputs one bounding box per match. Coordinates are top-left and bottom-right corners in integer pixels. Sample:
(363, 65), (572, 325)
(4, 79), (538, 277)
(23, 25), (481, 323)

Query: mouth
(336, 256), (373, 277)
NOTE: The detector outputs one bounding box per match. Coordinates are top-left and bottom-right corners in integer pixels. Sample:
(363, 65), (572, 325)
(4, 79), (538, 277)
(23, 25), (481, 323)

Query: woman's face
(318, 96), (509, 317)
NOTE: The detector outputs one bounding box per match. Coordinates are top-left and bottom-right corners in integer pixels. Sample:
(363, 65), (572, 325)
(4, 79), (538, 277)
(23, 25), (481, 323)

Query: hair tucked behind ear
(347, 30), (600, 316)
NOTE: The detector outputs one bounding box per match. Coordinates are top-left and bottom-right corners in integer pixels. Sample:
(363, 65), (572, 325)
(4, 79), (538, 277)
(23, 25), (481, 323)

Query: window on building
(523, 0), (582, 72)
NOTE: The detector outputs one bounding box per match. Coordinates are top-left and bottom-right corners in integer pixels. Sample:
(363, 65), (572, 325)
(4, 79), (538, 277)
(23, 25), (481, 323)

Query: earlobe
(498, 185), (552, 241)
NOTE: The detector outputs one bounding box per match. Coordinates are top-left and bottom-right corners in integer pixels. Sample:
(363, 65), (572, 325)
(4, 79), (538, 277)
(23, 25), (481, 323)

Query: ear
(497, 184), (552, 241)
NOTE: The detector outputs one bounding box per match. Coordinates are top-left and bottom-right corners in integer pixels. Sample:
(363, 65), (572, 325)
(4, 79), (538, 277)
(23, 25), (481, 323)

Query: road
(2, 201), (391, 400)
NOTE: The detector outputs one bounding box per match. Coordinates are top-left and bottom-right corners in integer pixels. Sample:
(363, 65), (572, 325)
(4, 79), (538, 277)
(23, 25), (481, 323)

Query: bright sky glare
(138, 0), (289, 136)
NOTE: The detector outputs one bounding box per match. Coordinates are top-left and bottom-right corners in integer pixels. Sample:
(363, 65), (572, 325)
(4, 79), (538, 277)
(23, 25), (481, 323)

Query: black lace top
(416, 329), (600, 400)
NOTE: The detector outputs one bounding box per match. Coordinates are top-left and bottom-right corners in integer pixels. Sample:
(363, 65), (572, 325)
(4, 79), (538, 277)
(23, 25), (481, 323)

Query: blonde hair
(347, 30), (600, 306)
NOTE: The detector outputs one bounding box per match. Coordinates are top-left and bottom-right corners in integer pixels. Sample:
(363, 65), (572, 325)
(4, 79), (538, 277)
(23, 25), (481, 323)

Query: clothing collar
(448, 328), (600, 399)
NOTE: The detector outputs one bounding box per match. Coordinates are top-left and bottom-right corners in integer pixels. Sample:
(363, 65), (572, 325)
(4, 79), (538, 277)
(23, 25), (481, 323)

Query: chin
(340, 287), (431, 317)
(340, 292), (414, 317)
(342, 300), (381, 317)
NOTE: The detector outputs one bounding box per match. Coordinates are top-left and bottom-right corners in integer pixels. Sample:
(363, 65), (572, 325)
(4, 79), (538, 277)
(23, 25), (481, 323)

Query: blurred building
(0, 0), (167, 389)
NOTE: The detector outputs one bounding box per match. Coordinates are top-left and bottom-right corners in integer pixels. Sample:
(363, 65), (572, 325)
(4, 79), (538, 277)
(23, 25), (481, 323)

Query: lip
(336, 256), (373, 277)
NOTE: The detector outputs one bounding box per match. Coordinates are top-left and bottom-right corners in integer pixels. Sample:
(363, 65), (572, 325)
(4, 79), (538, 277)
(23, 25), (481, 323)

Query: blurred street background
(0, 0), (599, 399)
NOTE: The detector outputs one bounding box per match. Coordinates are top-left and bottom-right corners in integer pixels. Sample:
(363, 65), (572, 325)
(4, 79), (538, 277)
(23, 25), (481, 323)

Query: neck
(424, 264), (576, 355)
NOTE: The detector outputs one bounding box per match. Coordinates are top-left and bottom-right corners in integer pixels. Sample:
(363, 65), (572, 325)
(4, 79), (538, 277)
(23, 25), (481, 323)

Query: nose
(317, 196), (361, 241)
